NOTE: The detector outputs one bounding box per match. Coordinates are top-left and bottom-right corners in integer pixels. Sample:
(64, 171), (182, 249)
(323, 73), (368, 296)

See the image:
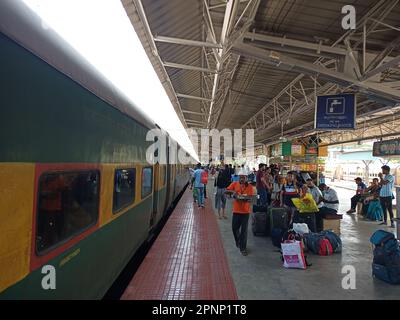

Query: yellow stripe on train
(0, 163), (35, 293)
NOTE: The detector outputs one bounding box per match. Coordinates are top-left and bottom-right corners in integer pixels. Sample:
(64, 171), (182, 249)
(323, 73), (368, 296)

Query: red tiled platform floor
(121, 189), (238, 300)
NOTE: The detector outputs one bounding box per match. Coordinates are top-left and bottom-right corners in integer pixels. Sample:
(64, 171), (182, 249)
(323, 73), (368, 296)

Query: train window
(113, 168), (136, 214)
(36, 170), (100, 254)
(142, 167), (153, 198)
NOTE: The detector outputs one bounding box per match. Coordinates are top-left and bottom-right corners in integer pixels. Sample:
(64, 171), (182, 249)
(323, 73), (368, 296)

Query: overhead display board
(373, 139), (400, 157)
(315, 93), (356, 130)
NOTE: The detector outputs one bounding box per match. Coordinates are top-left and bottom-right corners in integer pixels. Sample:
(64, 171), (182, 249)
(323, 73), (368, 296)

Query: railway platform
(122, 181), (400, 300)
(121, 188), (238, 300)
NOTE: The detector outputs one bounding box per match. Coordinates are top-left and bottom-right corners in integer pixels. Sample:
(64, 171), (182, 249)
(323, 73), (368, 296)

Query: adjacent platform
(121, 189), (237, 300)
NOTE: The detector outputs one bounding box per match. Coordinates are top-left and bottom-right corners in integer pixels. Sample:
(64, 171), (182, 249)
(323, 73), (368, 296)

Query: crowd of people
(345, 165), (396, 228)
(188, 162), (397, 256)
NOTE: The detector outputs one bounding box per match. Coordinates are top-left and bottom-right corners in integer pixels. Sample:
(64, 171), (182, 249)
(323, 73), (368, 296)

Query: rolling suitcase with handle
(252, 211), (269, 236)
(270, 207), (288, 231)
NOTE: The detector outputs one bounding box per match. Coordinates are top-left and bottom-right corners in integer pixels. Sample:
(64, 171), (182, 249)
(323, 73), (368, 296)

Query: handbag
(281, 240), (307, 270)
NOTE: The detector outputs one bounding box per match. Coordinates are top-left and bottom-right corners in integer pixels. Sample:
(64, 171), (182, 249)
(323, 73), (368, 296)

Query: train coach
(0, 0), (193, 299)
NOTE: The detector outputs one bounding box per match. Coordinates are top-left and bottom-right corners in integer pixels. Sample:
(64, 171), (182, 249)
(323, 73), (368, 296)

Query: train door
(164, 135), (172, 212)
(171, 165), (176, 201)
(149, 163), (159, 229)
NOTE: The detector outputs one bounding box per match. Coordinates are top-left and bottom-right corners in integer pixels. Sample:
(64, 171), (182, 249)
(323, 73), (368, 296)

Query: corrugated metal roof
(121, 0), (400, 146)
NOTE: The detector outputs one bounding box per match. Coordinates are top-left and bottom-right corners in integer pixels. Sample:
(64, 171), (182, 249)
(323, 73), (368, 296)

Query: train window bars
(113, 168), (136, 214)
(141, 167), (153, 199)
(36, 170), (100, 254)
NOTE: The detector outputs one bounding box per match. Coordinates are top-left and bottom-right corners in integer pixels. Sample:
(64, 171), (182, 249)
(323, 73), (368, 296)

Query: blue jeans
(215, 188), (226, 210)
(257, 188), (267, 206)
(196, 186), (204, 206)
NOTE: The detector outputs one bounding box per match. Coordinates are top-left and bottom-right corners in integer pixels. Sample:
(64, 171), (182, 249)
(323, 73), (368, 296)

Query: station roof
(121, 0), (400, 150)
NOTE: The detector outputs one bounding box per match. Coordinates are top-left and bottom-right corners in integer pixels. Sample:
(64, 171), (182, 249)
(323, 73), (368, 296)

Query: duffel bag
(318, 238), (333, 256)
(320, 230), (342, 253)
(303, 233), (320, 254)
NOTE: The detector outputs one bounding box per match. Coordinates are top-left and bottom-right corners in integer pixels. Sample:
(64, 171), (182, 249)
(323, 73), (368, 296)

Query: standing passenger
(378, 165), (395, 228)
(214, 165), (231, 219)
(194, 164), (205, 208)
(256, 164), (267, 206)
(189, 167), (195, 190)
(201, 166), (209, 199)
(225, 172), (254, 256)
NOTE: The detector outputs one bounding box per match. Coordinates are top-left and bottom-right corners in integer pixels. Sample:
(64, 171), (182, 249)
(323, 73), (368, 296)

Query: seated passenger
(346, 177), (367, 214)
(362, 178), (381, 216)
(317, 183), (340, 218)
(305, 178), (322, 206)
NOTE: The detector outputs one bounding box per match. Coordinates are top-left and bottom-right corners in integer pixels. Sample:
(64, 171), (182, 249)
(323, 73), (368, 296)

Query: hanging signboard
(271, 144), (282, 157)
(291, 144), (304, 156)
(315, 93), (356, 130)
(373, 139), (400, 157)
(305, 146), (318, 155)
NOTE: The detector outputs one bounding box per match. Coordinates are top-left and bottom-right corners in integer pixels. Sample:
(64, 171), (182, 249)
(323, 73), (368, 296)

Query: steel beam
(177, 93), (212, 102)
(182, 110), (205, 116)
(207, 0), (239, 126)
(163, 61), (217, 74)
(154, 35), (222, 49)
(232, 42), (400, 103)
(244, 32), (347, 56)
(361, 55), (400, 81)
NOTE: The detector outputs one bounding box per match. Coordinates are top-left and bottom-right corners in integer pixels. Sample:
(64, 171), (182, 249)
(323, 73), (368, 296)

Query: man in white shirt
(318, 183), (340, 216)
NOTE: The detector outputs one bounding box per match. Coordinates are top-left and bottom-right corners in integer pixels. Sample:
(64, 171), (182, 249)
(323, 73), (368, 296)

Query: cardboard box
(323, 218), (341, 235)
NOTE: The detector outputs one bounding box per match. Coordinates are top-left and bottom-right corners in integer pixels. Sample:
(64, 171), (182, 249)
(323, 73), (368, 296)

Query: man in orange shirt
(225, 172), (255, 256)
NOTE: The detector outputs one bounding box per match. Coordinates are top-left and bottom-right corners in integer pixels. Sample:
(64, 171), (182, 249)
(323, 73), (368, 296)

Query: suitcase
(270, 207), (288, 231)
(252, 211), (269, 236)
(292, 212), (317, 233)
(271, 228), (285, 248)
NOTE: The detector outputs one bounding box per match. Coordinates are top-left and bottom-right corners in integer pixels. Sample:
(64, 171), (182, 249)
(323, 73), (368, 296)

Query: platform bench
(322, 214), (342, 235)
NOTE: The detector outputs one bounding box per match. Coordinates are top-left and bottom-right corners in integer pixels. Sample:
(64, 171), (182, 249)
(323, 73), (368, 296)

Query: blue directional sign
(315, 93), (356, 130)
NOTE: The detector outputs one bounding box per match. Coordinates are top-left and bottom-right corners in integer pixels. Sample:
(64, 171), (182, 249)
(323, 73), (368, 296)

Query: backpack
(370, 230), (400, 284)
(201, 170), (208, 184)
(320, 230), (342, 253)
(318, 238), (333, 256)
(303, 233), (321, 254)
(303, 232), (339, 255)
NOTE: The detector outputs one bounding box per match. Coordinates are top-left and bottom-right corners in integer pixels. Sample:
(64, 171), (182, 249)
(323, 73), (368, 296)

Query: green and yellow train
(0, 0), (193, 299)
